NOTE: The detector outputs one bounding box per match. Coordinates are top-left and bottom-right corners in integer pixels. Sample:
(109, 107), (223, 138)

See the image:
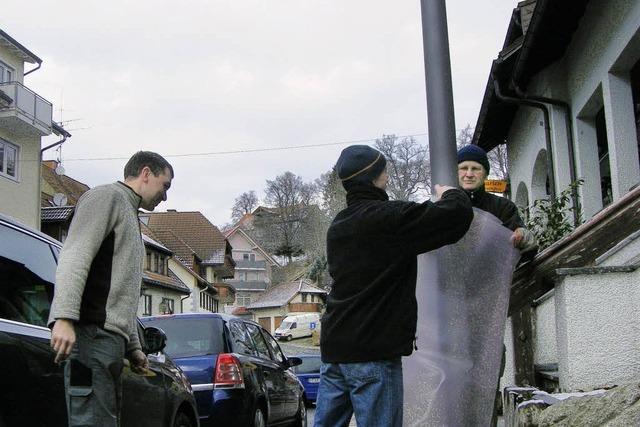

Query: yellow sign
(484, 180), (508, 193)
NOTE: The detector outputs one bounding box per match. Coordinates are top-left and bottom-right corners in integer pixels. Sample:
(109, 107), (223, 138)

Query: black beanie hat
(336, 145), (387, 190)
(457, 144), (490, 175)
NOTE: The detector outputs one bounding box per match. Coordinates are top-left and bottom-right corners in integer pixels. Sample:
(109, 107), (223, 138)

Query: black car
(142, 313), (307, 427)
(0, 213), (199, 427)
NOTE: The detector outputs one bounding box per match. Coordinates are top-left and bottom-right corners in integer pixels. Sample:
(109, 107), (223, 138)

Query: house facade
(141, 210), (236, 305)
(246, 279), (327, 333)
(0, 29), (63, 229)
(139, 233), (191, 316)
(473, 0), (640, 392)
(224, 225), (280, 313)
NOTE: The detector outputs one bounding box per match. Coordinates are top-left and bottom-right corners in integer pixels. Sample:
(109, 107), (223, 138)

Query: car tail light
(213, 353), (245, 389)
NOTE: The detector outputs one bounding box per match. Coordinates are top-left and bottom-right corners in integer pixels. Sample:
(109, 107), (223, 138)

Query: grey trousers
(64, 324), (125, 427)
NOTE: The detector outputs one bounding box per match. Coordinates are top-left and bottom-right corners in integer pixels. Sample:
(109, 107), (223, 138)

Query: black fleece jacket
(321, 185), (474, 363)
(464, 187), (524, 231)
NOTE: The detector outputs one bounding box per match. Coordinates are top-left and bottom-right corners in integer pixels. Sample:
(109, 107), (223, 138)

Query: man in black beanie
(314, 145), (474, 427)
(457, 144), (536, 426)
(457, 144), (535, 251)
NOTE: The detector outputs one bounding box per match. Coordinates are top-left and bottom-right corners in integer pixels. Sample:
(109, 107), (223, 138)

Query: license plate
(307, 378), (320, 383)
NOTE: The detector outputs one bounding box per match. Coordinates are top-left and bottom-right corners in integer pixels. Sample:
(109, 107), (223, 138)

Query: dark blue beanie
(457, 144), (490, 175)
(336, 145), (387, 189)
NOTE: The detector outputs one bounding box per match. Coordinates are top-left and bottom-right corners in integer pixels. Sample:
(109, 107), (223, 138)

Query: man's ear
(140, 166), (152, 181)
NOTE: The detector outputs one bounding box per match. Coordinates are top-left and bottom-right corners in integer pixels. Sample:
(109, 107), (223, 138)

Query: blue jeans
(314, 358), (403, 427)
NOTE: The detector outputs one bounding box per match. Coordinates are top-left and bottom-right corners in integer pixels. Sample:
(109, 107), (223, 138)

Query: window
(141, 316), (225, 359)
(250, 253), (255, 261)
(596, 108), (613, 207)
(229, 321), (255, 356)
(243, 253), (250, 260)
(236, 294), (251, 306)
(143, 294), (152, 315)
(146, 252), (151, 271)
(245, 323), (272, 360)
(294, 356), (322, 374)
(159, 255), (165, 275)
(0, 61), (14, 83)
(0, 139), (19, 180)
(263, 330), (286, 364)
(301, 293), (308, 303)
(160, 297), (174, 314)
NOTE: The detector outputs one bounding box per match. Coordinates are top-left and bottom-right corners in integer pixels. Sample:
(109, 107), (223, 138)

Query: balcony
(0, 82), (52, 136)
(234, 260), (267, 270)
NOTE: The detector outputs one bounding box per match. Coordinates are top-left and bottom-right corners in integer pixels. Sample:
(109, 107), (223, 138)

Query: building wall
(502, 0), (640, 393)
(169, 258), (216, 313)
(533, 292), (557, 366)
(507, 0), (640, 219)
(555, 270), (640, 391)
(0, 47), (25, 83)
(138, 287), (187, 317)
(0, 129), (41, 228)
(250, 306), (288, 333)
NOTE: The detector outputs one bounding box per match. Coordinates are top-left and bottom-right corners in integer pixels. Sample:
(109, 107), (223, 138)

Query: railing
(0, 81), (52, 133)
(234, 260), (267, 269)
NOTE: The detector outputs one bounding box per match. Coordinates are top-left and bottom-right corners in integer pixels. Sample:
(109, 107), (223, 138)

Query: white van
(274, 313), (320, 341)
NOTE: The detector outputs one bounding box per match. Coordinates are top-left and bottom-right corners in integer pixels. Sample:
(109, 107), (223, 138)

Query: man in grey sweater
(49, 151), (173, 427)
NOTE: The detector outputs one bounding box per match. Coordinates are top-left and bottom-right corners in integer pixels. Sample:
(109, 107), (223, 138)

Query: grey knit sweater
(48, 182), (144, 352)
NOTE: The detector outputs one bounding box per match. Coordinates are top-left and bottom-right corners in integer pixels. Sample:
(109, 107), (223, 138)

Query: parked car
(274, 313), (320, 341)
(0, 213), (199, 427)
(142, 313), (307, 427)
(290, 355), (321, 405)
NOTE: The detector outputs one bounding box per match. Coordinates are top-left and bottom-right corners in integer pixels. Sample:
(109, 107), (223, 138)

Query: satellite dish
(53, 193), (68, 207)
(55, 164), (66, 176)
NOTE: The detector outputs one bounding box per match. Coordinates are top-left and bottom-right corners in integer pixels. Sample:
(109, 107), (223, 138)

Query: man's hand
(434, 184), (457, 201)
(128, 349), (150, 374)
(51, 319), (76, 364)
(510, 228), (525, 248)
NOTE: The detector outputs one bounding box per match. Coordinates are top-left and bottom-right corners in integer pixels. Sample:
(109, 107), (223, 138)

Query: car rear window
(296, 357), (322, 374)
(142, 316), (225, 358)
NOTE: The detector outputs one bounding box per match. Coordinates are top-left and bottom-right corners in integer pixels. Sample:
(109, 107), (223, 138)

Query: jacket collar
(346, 184), (389, 206)
(116, 181), (142, 210)
(464, 185), (487, 205)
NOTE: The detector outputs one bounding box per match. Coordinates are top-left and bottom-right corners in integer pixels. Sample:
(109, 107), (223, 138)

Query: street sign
(310, 322), (316, 330)
(485, 179), (508, 193)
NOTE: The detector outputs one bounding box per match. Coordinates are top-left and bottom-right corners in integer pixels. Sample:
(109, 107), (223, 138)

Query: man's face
(140, 166), (172, 211)
(372, 168), (390, 190)
(458, 160), (487, 191)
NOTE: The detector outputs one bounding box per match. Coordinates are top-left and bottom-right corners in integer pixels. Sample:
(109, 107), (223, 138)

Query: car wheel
(286, 335), (293, 341)
(173, 412), (193, 427)
(291, 396), (307, 427)
(252, 407), (266, 427)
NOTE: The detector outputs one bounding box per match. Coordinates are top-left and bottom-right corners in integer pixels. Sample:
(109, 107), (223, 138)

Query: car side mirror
(143, 326), (167, 354)
(286, 356), (303, 368)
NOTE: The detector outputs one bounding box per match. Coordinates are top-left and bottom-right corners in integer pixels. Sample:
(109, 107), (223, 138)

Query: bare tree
(317, 167), (347, 220)
(254, 172), (317, 262)
(374, 135), (430, 201)
(457, 124), (509, 180)
(231, 191), (258, 223)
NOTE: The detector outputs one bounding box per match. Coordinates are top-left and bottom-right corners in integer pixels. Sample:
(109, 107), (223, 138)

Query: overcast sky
(3, 0), (516, 226)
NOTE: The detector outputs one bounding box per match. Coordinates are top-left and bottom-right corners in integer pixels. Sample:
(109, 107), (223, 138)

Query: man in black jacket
(457, 144), (536, 426)
(457, 144), (535, 251)
(314, 145), (474, 427)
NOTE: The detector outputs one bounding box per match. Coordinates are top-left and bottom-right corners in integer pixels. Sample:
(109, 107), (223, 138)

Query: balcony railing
(234, 260), (267, 269)
(0, 81), (52, 136)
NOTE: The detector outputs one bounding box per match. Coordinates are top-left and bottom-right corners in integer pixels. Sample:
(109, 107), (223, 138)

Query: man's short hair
(124, 151), (174, 179)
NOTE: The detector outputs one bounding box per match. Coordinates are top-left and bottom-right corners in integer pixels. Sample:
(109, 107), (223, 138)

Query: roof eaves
(0, 29), (42, 64)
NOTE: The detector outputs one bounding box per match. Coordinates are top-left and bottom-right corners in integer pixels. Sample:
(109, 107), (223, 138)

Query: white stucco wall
(137, 287), (188, 317)
(555, 270), (640, 391)
(533, 293), (557, 366)
(0, 130), (41, 229)
(500, 318), (515, 393)
(0, 47), (26, 83)
(506, 0), (640, 219)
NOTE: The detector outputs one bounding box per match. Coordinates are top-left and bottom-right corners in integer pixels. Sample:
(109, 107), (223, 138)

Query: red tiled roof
(145, 211), (227, 265)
